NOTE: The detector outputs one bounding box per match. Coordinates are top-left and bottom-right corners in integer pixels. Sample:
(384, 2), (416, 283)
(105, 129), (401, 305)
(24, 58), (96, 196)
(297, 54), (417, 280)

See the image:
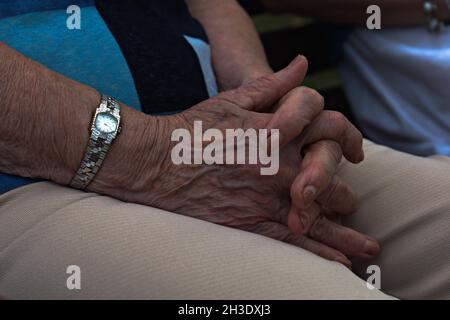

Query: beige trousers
(0, 140), (449, 300)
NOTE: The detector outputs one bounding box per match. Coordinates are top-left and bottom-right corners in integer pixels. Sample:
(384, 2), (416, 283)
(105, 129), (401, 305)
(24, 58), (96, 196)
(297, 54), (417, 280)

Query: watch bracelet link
(70, 94), (120, 190)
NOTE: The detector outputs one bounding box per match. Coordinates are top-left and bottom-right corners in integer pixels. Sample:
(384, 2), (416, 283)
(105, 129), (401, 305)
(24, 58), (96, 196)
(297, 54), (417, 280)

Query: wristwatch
(70, 94), (121, 190)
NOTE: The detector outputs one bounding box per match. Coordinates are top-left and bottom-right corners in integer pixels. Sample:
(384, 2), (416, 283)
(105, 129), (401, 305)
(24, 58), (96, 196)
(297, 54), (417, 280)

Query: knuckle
(252, 75), (276, 93)
(335, 182), (349, 200)
(325, 111), (348, 136)
(316, 141), (342, 164)
(230, 75), (278, 108)
(341, 181), (357, 200)
(309, 161), (333, 184)
(298, 86), (317, 98)
(286, 87), (304, 100)
(299, 86), (324, 108)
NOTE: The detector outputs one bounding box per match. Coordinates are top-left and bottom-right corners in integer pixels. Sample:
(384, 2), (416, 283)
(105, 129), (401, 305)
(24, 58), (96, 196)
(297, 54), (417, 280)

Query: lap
(0, 181), (389, 299)
(340, 139), (450, 299)
(3, 139), (448, 299)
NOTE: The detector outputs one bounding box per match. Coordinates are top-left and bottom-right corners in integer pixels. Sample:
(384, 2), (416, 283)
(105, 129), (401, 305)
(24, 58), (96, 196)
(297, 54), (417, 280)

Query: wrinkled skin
(0, 44), (379, 267)
(104, 57), (379, 267)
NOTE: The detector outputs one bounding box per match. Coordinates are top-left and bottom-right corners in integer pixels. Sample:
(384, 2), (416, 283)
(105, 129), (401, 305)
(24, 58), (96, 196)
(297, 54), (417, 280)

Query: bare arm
(0, 42), (164, 199)
(262, 0), (450, 26)
(186, 0), (273, 91)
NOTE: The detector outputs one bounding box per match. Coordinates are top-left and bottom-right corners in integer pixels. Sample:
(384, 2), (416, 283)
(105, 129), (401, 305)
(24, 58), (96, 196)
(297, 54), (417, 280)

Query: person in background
(261, 0), (450, 156)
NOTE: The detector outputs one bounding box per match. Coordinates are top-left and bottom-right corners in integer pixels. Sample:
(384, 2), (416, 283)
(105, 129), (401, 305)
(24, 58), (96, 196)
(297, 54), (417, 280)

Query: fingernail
(364, 239), (380, 256)
(303, 185), (317, 204)
(287, 55), (305, 69)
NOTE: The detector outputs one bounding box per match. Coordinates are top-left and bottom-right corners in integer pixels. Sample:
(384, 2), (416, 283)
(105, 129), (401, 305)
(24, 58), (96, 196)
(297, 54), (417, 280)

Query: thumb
(220, 55), (308, 112)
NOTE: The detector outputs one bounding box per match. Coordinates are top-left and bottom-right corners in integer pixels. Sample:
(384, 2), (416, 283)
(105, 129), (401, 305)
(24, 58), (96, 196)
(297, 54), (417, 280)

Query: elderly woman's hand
(0, 44), (378, 268)
(95, 56), (378, 267)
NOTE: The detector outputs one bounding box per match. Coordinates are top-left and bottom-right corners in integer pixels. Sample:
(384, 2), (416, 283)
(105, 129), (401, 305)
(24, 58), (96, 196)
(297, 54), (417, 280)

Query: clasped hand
(148, 56), (379, 268)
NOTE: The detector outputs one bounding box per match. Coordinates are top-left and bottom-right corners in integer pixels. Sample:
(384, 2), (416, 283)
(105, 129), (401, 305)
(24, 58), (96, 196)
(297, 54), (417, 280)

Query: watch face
(95, 113), (118, 134)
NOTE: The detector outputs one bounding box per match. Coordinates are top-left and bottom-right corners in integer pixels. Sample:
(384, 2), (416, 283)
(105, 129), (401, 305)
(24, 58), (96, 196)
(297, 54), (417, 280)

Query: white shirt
(340, 27), (450, 156)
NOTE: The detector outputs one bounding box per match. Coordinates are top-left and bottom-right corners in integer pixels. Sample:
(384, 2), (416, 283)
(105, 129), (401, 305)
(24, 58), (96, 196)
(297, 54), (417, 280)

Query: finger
(287, 202), (321, 235)
(299, 111), (364, 164)
(220, 55), (308, 112)
(250, 221), (352, 268)
(291, 236), (352, 268)
(321, 207), (342, 224)
(266, 87), (324, 148)
(290, 140), (342, 210)
(309, 216), (380, 259)
(316, 175), (358, 215)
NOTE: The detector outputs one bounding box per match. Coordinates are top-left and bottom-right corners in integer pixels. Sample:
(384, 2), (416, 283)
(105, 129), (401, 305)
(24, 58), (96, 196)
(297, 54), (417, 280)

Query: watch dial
(95, 113), (118, 134)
